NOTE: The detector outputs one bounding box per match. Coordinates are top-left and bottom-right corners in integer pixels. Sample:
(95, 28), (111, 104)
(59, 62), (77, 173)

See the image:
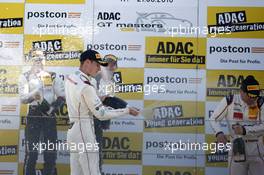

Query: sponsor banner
(0, 130), (19, 162)
(18, 163), (70, 175)
(206, 70), (264, 101)
(143, 132), (205, 167)
(114, 68), (144, 100)
(26, 0), (85, 4)
(205, 167), (228, 175)
(207, 38), (264, 70)
(19, 130), (69, 164)
(0, 0), (24, 2)
(0, 66), (20, 97)
(0, 115), (20, 130)
(0, 3), (24, 34)
(106, 100), (144, 133)
(145, 37), (206, 69)
(93, 4), (198, 38)
(0, 97), (20, 130)
(102, 132), (142, 165)
(102, 165), (142, 175)
(95, 0), (197, 6)
(0, 97), (20, 116)
(85, 35), (144, 68)
(0, 162), (18, 175)
(143, 166), (204, 175)
(143, 101), (205, 133)
(24, 35), (83, 66)
(207, 7), (264, 38)
(144, 68), (206, 101)
(0, 34), (23, 65)
(205, 101), (229, 135)
(24, 4), (85, 35)
(205, 134), (228, 167)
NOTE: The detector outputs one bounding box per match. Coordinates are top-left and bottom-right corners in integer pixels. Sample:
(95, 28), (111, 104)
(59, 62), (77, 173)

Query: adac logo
(102, 173), (137, 175)
(113, 72), (143, 93)
(102, 136), (141, 160)
(27, 11), (81, 19)
(145, 105), (204, 128)
(32, 39), (62, 52)
(154, 170), (193, 175)
(208, 10), (264, 34)
(207, 75), (246, 97)
(96, 11), (192, 33)
(217, 75), (244, 88)
(25, 39), (81, 62)
(146, 41), (205, 65)
(0, 18), (23, 28)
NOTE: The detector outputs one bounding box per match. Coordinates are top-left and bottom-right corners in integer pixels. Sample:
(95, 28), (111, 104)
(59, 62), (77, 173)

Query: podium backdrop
(0, 0), (264, 174)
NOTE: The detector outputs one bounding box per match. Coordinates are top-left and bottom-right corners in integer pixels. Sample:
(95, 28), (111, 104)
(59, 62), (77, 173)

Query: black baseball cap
(240, 75), (260, 98)
(80, 50), (108, 66)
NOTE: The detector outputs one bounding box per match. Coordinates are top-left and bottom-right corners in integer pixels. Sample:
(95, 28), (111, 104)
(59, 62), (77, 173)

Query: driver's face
(32, 59), (44, 73)
(107, 62), (117, 72)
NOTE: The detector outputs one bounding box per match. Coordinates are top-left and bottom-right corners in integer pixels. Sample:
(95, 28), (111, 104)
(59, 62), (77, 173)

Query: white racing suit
(65, 70), (129, 175)
(19, 70), (65, 175)
(210, 94), (264, 175)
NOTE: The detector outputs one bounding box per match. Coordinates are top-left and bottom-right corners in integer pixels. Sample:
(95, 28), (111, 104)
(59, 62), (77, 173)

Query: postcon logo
(0, 40), (20, 48)
(208, 10), (264, 34)
(209, 45), (264, 54)
(144, 105), (204, 128)
(207, 75), (246, 97)
(0, 18), (23, 28)
(87, 43), (141, 51)
(0, 170), (14, 175)
(209, 45), (264, 64)
(96, 11), (192, 33)
(27, 11), (81, 19)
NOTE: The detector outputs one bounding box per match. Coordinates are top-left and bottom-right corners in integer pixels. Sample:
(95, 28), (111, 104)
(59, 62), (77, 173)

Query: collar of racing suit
(77, 70), (93, 84)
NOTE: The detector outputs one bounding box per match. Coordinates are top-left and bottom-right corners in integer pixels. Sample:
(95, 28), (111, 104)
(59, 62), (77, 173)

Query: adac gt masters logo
(96, 11), (192, 33)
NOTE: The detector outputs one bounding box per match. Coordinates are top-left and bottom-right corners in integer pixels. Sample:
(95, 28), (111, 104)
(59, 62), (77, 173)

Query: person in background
(19, 49), (65, 175)
(94, 54), (128, 172)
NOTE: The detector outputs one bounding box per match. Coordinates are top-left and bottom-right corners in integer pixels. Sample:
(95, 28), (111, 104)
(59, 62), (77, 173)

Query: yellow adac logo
(208, 7), (264, 38)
